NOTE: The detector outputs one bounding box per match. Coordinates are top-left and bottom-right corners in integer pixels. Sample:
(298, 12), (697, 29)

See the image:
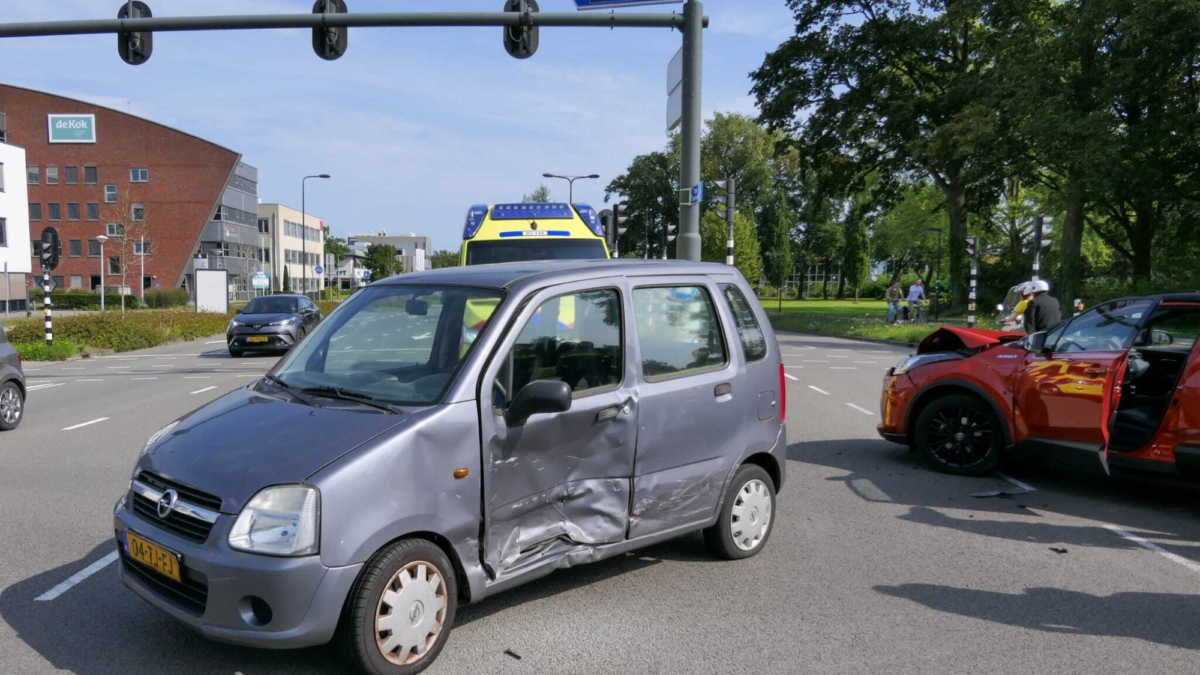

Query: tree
(701, 211), (761, 285)
(101, 185), (151, 313)
(324, 235), (349, 269)
(605, 151), (679, 259)
(871, 184), (942, 282)
(429, 250), (460, 269)
(753, 0), (1009, 311)
(841, 201), (871, 303)
(282, 266), (292, 293)
(697, 112), (782, 215)
(760, 191), (794, 305)
(522, 184), (552, 203)
(363, 244), (400, 281)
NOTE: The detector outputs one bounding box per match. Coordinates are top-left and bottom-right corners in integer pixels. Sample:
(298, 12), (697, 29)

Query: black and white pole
(965, 237), (978, 328)
(714, 177), (735, 265)
(42, 271), (53, 346)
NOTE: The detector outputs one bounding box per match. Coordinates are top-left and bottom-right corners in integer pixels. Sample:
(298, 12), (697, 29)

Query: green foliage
(522, 184), (552, 203)
(47, 292), (139, 310)
(315, 300), (341, 315)
(429, 249), (460, 269)
(759, 191), (794, 288)
(700, 211), (761, 284)
(841, 201), (871, 298)
(143, 287), (190, 309)
(324, 236), (350, 268)
(13, 339), (80, 362)
(769, 313), (942, 346)
(282, 267), (292, 293)
(698, 112), (783, 213)
(364, 244), (401, 281)
(605, 151), (679, 260)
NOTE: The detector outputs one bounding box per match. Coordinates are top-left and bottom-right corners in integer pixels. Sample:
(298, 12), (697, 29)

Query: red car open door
(1013, 299), (1155, 470)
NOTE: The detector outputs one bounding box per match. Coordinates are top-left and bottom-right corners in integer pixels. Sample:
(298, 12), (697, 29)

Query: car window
(271, 285), (503, 406)
(1135, 306), (1200, 351)
(245, 297), (299, 314)
(633, 285), (727, 380)
(498, 289), (622, 404)
(1053, 300), (1154, 353)
(720, 284), (767, 363)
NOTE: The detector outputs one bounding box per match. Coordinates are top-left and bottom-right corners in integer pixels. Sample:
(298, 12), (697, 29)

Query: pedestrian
(907, 278), (926, 321)
(885, 280), (903, 324)
(1024, 279), (1062, 333)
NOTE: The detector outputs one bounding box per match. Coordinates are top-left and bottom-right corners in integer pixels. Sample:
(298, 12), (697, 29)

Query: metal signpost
(38, 227), (61, 346)
(965, 237), (979, 328)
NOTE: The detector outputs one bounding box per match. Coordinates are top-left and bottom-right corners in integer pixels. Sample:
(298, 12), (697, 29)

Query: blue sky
(1, 0), (794, 250)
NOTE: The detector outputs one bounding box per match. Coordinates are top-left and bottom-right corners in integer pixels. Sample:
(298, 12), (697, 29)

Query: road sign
(314, 265), (323, 275)
(251, 272), (270, 290)
(43, 276), (58, 293)
(667, 47), (683, 94)
(575, 0), (682, 9)
(667, 87), (682, 131)
(687, 182), (705, 205)
(193, 257), (209, 270)
(666, 46), (683, 130)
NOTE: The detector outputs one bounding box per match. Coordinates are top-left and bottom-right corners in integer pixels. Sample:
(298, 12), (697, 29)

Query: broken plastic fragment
(969, 488), (1030, 498)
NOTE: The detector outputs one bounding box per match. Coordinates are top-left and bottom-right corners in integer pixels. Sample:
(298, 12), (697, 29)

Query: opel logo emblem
(157, 489), (178, 519)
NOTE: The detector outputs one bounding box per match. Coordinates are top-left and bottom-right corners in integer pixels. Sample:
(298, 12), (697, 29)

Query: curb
(18, 333), (225, 365)
(772, 327), (919, 350)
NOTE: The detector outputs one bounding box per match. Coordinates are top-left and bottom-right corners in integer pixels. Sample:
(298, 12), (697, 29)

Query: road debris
(1050, 547), (1068, 554)
(969, 488), (1031, 498)
(504, 649), (523, 661)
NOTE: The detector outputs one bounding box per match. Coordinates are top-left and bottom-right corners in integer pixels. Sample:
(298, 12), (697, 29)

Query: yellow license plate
(247, 336), (269, 343)
(125, 532), (181, 582)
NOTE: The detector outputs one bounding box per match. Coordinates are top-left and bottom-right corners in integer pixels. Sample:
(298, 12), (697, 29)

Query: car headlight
(270, 318), (295, 326)
(893, 353), (960, 375)
(229, 485), (320, 557)
(230, 319), (244, 327)
(141, 421), (179, 457)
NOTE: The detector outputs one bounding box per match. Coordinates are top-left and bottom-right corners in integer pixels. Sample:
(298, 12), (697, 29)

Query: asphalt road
(2, 332), (1199, 674)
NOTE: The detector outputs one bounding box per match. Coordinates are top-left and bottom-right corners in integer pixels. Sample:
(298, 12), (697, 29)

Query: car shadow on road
(876, 583), (1200, 650)
(789, 438), (1200, 557)
(0, 535), (711, 674)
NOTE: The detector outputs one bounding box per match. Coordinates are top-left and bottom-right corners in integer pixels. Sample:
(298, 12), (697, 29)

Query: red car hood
(918, 326), (1023, 353)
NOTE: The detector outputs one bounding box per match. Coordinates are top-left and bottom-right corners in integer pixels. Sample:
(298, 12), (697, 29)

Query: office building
(257, 203), (326, 295)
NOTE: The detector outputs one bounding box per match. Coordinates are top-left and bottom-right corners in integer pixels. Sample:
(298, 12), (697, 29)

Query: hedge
(144, 287), (190, 308)
(5, 311), (231, 354)
(47, 291), (140, 310)
(12, 339), (80, 361)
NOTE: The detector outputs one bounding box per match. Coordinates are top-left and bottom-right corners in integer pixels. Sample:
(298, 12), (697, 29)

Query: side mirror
(1151, 329), (1173, 347)
(1025, 331), (1048, 353)
(235, 307), (243, 314)
(506, 380), (571, 426)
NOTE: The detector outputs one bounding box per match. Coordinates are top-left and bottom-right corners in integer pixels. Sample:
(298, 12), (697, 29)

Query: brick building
(0, 84), (263, 300)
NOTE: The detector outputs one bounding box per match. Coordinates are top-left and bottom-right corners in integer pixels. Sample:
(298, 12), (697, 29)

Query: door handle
(714, 383), (732, 397)
(597, 407), (619, 422)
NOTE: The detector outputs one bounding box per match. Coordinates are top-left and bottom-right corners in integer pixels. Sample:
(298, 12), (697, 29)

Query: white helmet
(1017, 282), (1035, 295)
(1031, 279), (1051, 293)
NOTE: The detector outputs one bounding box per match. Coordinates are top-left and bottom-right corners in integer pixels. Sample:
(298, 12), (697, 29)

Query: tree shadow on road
(876, 583), (1200, 651)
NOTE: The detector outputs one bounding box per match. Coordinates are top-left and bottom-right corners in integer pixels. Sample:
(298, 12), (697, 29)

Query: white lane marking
(154, 356), (177, 359)
(105, 367), (128, 369)
(830, 367), (858, 370)
(808, 386), (830, 395)
(784, 365), (804, 369)
(236, 374), (260, 378)
(205, 340), (226, 344)
(853, 361), (879, 364)
(183, 376), (211, 380)
(26, 383), (65, 392)
(23, 368), (42, 371)
(74, 379), (103, 382)
(34, 552), (119, 602)
(826, 355), (850, 359)
(997, 472), (1037, 492)
(190, 386), (218, 395)
(131, 377), (158, 381)
(846, 402), (875, 416)
(152, 364), (173, 368)
(803, 360), (829, 363)
(61, 367), (85, 370)
(1103, 525), (1200, 575)
(62, 417), (110, 431)
(784, 373), (799, 381)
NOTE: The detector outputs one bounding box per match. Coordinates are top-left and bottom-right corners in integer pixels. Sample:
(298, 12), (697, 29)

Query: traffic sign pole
(43, 271), (52, 347)
(677, 0), (703, 262)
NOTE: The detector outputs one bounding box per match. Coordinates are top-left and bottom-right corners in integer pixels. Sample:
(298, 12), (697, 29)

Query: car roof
(1098, 292), (1200, 305)
(373, 259), (740, 291)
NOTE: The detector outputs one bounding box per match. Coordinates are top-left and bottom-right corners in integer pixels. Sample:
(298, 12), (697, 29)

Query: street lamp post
(302, 174), (330, 299)
(96, 234), (109, 312)
(925, 227), (943, 321)
(541, 173), (599, 203)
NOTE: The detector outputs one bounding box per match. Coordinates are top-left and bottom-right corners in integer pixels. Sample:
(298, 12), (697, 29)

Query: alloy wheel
(731, 479), (772, 551)
(0, 386), (21, 425)
(926, 407), (995, 468)
(375, 560), (448, 666)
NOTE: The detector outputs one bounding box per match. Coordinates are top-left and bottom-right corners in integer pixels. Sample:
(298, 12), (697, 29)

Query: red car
(878, 294), (1200, 480)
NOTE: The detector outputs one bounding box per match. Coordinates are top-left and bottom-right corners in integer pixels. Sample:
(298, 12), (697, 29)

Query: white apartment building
(257, 203), (326, 295)
(347, 232), (431, 274)
(0, 135), (32, 313)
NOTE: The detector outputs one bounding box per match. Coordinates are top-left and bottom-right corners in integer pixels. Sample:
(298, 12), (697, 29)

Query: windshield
(270, 285), (503, 406)
(244, 297), (300, 315)
(465, 239), (607, 265)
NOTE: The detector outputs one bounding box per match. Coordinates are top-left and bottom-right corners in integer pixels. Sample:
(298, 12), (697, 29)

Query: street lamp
(302, 174), (330, 299)
(96, 234), (109, 312)
(925, 227), (943, 321)
(542, 173), (600, 203)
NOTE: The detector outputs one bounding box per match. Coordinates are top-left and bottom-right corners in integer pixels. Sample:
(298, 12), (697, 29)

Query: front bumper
(114, 499), (361, 649)
(876, 370), (916, 444)
(226, 325), (297, 352)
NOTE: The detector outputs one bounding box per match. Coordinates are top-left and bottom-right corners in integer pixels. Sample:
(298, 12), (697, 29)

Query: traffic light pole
(677, 0), (703, 262)
(42, 270), (52, 347)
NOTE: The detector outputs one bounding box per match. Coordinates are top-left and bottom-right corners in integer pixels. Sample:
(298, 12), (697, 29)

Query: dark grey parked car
(115, 260), (787, 674)
(0, 327), (25, 431)
(227, 294), (321, 357)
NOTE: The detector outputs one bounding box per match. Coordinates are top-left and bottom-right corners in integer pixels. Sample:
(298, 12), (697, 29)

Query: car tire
(339, 539), (458, 675)
(704, 464), (776, 560)
(0, 381), (24, 431)
(228, 348), (244, 358)
(914, 393), (1003, 476)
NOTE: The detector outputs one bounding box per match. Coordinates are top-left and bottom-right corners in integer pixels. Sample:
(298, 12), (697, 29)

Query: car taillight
(778, 362), (787, 422)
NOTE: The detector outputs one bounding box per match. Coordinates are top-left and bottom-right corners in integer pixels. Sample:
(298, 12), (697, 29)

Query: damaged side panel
(629, 458), (726, 539)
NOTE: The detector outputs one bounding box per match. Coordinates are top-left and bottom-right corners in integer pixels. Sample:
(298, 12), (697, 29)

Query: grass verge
(12, 339), (81, 361)
(768, 312), (941, 346)
(4, 311), (232, 359)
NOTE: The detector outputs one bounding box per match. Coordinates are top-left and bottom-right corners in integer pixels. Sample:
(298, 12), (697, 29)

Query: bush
(4, 311), (230, 353)
(316, 300), (341, 315)
(857, 279), (890, 300)
(47, 291), (139, 310)
(13, 338), (80, 362)
(144, 287), (190, 309)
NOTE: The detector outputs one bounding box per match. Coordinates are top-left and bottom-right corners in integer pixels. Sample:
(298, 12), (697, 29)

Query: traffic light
(965, 237), (977, 258)
(312, 0), (349, 61)
(503, 0), (540, 60)
(663, 221), (677, 259)
(40, 227), (61, 271)
(613, 202), (629, 240)
(116, 1), (153, 66)
(599, 209), (614, 254)
(713, 177), (735, 227)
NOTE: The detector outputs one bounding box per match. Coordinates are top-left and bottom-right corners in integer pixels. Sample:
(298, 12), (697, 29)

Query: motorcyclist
(1002, 282), (1035, 332)
(1024, 279), (1062, 333)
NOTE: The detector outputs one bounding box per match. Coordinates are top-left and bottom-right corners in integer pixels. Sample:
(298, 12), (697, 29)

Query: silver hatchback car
(0, 326), (25, 431)
(114, 260), (787, 674)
